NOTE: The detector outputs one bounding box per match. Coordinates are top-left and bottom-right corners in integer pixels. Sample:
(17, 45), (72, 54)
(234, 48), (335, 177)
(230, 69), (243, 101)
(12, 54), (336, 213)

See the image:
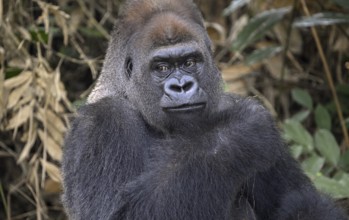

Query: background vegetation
(0, 0), (348, 219)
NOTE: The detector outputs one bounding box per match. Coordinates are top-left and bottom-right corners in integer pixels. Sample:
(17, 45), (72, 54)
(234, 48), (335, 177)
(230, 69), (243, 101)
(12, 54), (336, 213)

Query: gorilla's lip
(163, 103), (206, 113)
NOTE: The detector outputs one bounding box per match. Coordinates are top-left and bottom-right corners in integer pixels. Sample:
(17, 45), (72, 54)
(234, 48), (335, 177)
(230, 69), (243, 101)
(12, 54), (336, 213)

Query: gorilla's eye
(184, 58), (196, 68)
(156, 63), (171, 73)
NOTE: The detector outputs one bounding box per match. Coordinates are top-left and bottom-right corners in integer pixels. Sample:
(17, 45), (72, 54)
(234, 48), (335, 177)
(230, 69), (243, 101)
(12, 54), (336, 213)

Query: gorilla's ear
(125, 57), (133, 79)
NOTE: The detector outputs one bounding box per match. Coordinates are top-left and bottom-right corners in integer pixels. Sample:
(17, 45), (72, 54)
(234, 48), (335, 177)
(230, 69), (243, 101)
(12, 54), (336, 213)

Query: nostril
(164, 76), (198, 97)
(170, 85), (182, 93)
(182, 82), (194, 92)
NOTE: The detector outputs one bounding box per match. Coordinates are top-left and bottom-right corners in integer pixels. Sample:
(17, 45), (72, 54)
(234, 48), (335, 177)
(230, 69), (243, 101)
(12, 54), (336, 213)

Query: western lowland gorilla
(62, 0), (347, 219)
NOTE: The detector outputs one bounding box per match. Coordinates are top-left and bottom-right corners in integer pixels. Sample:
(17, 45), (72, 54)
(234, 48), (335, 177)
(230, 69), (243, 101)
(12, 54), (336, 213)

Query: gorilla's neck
(144, 112), (225, 140)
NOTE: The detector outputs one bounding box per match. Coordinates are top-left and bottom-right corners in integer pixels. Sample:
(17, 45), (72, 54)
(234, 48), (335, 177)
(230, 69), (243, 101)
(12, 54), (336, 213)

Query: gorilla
(62, 0), (347, 219)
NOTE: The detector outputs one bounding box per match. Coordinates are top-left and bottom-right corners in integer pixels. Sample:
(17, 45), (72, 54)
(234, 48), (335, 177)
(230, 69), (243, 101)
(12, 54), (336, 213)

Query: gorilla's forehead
(140, 12), (202, 48)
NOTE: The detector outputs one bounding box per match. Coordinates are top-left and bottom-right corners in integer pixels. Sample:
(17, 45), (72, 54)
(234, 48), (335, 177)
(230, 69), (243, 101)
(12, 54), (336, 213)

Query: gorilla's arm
(221, 95), (346, 220)
(62, 97), (147, 219)
(247, 154), (347, 220)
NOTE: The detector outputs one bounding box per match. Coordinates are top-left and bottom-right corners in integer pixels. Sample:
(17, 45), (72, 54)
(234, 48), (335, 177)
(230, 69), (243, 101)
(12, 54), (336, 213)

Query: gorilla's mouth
(163, 103), (206, 113)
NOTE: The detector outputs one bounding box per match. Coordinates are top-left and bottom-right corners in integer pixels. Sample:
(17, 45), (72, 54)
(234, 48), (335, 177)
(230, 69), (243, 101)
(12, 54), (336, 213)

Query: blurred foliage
(220, 0), (349, 201)
(0, 0), (348, 219)
(219, 1), (349, 208)
(284, 88), (349, 198)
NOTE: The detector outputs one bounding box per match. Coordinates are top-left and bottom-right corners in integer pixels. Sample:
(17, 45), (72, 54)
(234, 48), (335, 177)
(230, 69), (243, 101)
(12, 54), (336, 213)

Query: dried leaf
(18, 27), (32, 41)
(222, 63), (261, 81)
(17, 123), (37, 163)
(6, 79), (32, 109)
(37, 108), (67, 133)
(6, 104), (33, 130)
(54, 11), (69, 45)
(11, 92), (32, 111)
(29, 161), (40, 186)
(4, 71), (32, 90)
(35, 113), (64, 145)
(38, 129), (63, 161)
(264, 55), (296, 81)
(36, 1), (70, 45)
(36, 1), (51, 33)
(67, 9), (84, 35)
(50, 101), (65, 113)
(221, 64), (260, 95)
(273, 24), (303, 54)
(205, 22), (226, 44)
(40, 159), (62, 183)
(44, 179), (62, 193)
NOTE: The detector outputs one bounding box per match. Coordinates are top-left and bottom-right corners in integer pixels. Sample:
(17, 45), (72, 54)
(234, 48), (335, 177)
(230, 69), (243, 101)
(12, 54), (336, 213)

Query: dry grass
(0, 0), (120, 219)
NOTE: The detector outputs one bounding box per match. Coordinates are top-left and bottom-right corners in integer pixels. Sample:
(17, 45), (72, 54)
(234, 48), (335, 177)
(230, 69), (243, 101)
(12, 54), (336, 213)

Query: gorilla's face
(125, 13), (222, 132)
(151, 44), (207, 113)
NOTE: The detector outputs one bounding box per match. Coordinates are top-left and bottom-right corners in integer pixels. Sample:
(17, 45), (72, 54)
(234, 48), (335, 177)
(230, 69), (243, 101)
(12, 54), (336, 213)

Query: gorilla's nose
(164, 75), (198, 99)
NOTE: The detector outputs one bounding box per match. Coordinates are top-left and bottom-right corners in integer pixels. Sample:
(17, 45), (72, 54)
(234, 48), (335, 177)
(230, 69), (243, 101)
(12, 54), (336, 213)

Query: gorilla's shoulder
(78, 97), (135, 118)
(72, 96), (141, 132)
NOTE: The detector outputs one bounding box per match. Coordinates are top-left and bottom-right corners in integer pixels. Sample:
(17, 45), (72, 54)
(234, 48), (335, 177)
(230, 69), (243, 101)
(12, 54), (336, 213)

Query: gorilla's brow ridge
(151, 45), (202, 61)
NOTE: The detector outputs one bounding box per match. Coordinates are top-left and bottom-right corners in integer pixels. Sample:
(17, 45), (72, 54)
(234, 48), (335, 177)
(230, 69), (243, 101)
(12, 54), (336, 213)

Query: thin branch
(300, 0), (349, 151)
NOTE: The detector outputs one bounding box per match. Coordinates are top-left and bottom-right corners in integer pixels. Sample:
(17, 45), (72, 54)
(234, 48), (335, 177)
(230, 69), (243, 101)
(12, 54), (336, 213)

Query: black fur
(62, 0), (347, 219)
(62, 95), (346, 219)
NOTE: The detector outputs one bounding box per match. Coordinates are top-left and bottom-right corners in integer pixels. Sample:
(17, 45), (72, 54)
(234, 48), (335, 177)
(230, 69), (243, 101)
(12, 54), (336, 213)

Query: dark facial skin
(153, 49), (206, 112)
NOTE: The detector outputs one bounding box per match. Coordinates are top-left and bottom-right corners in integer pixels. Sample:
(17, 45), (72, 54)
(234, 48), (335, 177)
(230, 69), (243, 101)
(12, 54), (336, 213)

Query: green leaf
(79, 27), (105, 38)
(223, 0), (250, 16)
(339, 150), (349, 170)
(291, 110), (310, 122)
(232, 7), (290, 52)
(294, 12), (349, 27)
(331, 0), (349, 8)
(314, 129), (340, 166)
(311, 174), (349, 198)
(29, 28), (49, 44)
(290, 145), (303, 159)
(5, 67), (23, 79)
(302, 155), (325, 175)
(291, 88), (313, 110)
(314, 105), (332, 130)
(333, 171), (349, 183)
(283, 119), (313, 151)
(245, 46), (283, 65)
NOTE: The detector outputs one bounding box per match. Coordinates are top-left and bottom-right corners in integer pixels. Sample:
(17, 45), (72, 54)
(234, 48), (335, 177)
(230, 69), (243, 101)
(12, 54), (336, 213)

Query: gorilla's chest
(146, 128), (235, 170)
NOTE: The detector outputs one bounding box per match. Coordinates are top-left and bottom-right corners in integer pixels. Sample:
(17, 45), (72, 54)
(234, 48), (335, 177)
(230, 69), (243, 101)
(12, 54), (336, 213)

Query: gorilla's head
(88, 0), (223, 132)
